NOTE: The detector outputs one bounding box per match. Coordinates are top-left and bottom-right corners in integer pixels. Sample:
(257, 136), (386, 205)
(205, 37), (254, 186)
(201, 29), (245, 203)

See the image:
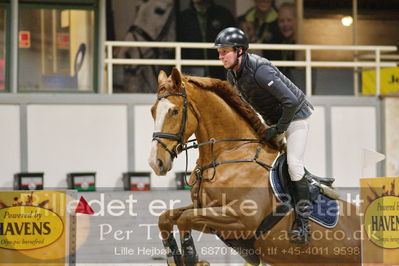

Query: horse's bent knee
(158, 211), (174, 229)
(158, 212), (176, 240)
(176, 212), (190, 230)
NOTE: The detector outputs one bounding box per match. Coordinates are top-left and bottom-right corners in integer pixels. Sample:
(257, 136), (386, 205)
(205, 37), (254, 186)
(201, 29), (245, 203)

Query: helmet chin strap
(228, 48), (245, 70)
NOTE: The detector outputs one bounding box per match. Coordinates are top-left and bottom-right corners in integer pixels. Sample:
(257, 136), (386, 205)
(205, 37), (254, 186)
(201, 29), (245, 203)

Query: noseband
(152, 84), (189, 159)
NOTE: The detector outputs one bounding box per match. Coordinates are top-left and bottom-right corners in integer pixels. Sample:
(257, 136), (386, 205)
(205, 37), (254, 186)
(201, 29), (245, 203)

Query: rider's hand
(276, 123), (289, 134)
(262, 127), (279, 142)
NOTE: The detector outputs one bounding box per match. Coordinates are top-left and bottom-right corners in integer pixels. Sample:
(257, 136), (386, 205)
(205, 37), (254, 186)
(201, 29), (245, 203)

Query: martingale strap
(181, 138), (265, 188)
(195, 142), (273, 183)
(188, 141), (274, 209)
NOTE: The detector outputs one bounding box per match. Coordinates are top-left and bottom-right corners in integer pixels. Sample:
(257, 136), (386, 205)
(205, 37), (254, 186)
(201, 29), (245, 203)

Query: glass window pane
(0, 8), (6, 91)
(18, 7), (94, 92)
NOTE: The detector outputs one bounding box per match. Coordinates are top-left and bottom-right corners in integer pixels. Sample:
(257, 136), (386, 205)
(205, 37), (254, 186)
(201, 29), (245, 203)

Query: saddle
(219, 153), (338, 265)
(274, 153), (335, 204)
(270, 153), (339, 228)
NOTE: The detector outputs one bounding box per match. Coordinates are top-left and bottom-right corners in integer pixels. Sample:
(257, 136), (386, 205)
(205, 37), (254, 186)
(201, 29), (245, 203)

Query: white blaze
(148, 99), (175, 169)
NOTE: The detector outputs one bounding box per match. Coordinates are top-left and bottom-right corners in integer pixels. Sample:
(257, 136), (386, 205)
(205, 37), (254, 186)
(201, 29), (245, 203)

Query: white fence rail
(105, 41), (397, 96)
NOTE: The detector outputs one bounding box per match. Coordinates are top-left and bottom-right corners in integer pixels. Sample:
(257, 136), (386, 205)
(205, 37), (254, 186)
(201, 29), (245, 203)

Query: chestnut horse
(148, 68), (361, 266)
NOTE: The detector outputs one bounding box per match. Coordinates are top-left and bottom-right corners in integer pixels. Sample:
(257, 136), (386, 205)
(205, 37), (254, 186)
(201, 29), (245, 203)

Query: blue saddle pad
(270, 154), (339, 228)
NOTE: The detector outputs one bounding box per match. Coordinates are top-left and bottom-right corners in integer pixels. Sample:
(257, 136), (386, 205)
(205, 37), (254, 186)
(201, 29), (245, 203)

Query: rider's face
(217, 47), (237, 69)
(278, 6), (296, 40)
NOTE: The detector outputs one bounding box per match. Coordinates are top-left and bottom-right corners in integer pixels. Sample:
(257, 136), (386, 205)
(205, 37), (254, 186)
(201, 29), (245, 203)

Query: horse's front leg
(176, 207), (261, 266)
(158, 204), (194, 266)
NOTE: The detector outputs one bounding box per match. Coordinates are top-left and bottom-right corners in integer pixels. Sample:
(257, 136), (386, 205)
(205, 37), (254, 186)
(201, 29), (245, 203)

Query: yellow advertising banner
(362, 67), (399, 95)
(360, 177), (399, 265)
(0, 190), (76, 265)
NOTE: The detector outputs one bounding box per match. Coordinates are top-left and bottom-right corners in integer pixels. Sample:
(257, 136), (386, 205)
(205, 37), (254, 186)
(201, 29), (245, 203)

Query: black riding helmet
(214, 27), (248, 69)
(214, 27), (249, 51)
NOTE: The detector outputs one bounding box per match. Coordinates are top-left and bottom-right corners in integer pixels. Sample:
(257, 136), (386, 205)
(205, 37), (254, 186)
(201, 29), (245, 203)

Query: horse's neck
(191, 89), (258, 163)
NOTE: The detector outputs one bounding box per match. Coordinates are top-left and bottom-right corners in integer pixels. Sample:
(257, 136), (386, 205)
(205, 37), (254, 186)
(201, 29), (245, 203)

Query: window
(0, 6), (7, 91)
(18, 5), (96, 92)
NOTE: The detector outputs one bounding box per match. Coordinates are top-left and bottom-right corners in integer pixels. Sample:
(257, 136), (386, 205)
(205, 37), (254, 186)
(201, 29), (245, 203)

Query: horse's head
(134, 0), (173, 41)
(148, 68), (199, 176)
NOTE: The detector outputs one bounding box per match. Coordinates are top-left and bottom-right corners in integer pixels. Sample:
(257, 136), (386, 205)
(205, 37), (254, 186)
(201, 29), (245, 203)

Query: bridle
(152, 83), (191, 159)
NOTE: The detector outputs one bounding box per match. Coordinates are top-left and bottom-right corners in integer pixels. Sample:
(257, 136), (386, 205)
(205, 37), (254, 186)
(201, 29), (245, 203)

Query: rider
(214, 27), (314, 244)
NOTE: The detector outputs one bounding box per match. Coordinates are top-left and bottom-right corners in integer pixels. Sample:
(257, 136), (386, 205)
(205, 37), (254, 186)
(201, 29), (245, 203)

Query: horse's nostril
(157, 159), (163, 170)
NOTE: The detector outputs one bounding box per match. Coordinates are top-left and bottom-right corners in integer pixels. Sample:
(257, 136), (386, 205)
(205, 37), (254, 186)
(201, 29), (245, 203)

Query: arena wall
(0, 95), (387, 190)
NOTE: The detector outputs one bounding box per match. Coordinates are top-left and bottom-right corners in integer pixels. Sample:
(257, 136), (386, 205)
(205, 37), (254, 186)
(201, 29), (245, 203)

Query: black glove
(263, 127), (279, 142)
(276, 123), (289, 134)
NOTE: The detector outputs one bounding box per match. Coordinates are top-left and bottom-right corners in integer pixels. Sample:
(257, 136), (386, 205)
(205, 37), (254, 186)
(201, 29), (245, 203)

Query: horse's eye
(155, 7), (165, 15)
(172, 109), (179, 115)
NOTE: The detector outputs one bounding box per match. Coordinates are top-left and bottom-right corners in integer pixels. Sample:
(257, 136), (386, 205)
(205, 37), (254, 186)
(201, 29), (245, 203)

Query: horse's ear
(158, 70), (167, 85)
(171, 67), (182, 90)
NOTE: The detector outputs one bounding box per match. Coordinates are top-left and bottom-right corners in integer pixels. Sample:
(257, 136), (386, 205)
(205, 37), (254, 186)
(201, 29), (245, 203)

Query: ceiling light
(341, 16), (353, 27)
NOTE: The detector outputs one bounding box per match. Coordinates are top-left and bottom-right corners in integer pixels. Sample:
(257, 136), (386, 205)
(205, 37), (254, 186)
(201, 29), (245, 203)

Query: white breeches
(285, 117), (311, 181)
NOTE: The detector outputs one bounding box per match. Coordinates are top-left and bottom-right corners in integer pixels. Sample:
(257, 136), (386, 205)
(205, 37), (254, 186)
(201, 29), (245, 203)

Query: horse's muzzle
(148, 148), (173, 176)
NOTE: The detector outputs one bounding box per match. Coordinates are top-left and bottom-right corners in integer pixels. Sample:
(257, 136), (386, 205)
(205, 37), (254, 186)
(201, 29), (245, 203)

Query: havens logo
(364, 181), (399, 249)
(0, 206), (64, 250)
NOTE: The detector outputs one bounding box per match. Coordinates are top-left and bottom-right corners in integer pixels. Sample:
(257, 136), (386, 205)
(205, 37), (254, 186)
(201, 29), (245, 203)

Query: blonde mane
(185, 75), (267, 138)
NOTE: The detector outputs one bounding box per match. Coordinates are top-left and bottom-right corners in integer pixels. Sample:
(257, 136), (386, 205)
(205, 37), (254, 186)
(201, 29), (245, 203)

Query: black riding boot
(289, 175), (312, 244)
